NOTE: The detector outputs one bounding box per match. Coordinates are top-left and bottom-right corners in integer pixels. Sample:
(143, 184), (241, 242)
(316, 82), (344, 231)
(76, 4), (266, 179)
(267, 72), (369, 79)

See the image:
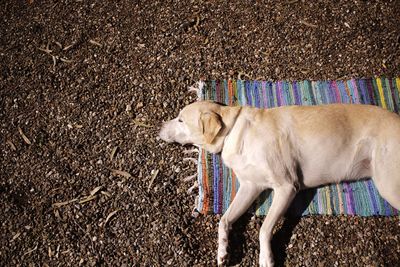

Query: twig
(23, 244), (38, 256)
(104, 209), (121, 226)
(299, 20), (318, 28)
(110, 146), (118, 161)
(147, 169), (159, 192)
(89, 39), (102, 47)
(6, 139), (16, 151)
(18, 127), (32, 145)
(52, 198), (78, 208)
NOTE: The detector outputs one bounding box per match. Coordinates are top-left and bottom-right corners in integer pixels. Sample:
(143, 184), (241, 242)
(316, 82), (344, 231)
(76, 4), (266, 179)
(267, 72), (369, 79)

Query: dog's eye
(178, 118), (183, 123)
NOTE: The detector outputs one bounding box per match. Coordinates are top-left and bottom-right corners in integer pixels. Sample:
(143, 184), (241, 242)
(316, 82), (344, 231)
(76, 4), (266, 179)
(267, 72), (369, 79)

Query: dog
(159, 101), (400, 267)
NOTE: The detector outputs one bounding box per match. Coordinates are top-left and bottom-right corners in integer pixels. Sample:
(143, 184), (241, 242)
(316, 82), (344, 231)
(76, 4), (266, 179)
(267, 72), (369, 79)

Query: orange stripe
(201, 150), (209, 213)
(231, 171), (236, 201)
(228, 80), (233, 105)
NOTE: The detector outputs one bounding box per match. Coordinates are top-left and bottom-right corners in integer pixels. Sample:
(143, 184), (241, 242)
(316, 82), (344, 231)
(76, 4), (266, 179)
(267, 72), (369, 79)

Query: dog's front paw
(217, 246), (228, 266)
(259, 256), (274, 267)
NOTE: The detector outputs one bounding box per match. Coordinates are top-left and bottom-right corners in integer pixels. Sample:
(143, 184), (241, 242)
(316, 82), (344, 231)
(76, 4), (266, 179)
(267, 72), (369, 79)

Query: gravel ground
(1, 0), (399, 266)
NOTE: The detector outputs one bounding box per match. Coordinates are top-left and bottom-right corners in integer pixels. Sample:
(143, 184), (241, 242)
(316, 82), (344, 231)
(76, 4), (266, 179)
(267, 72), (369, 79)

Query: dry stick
(147, 169), (159, 192)
(6, 139), (16, 150)
(299, 20), (318, 28)
(110, 146), (118, 161)
(52, 198), (78, 208)
(104, 209), (121, 226)
(18, 127), (32, 145)
(23, 244), (38, 256)
(89, 39), (102, 47)
(111, 169), (132, 178)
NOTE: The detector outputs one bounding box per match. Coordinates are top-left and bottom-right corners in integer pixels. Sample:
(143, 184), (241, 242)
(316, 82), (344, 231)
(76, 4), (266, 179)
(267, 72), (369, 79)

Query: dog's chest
(221, 144), (275, 187)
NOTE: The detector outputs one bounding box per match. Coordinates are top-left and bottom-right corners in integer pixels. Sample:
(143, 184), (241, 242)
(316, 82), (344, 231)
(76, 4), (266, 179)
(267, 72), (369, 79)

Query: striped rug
(196, 78), (400, 216)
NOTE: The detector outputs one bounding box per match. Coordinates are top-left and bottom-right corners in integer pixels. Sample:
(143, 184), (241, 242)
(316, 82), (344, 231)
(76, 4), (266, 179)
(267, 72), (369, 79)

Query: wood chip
(89, 39), (102, 47)
(299, 20), (318, 28)
(110, 146), (118, 161)
(23, 244), (38, 256)
(11, 232), (21, 241)
(90, 186), (103, 196)
(38, 47), (52, 54)
(147, 169), (159, 192)
(131, 119), (152, 128)
(60, 57), (73, 63)
(63, 43), (74, 51)
(6, 139), (16, 151)
(18, 127), (32, 145)
(104, 209), (120, 226)
(100, 191), (111, 198)
(55, 41), (62, 49)
(111, 169), (132, 178)
(52, 198), (78, 208)
(52, 55), (57, 71)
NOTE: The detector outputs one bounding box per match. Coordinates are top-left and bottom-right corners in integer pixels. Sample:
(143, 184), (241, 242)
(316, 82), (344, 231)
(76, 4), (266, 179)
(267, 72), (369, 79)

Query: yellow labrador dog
(159, 101), (400, 267)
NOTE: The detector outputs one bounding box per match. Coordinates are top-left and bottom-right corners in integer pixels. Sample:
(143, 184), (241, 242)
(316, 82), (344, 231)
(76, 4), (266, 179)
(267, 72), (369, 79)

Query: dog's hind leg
(217, 182), (263, 266)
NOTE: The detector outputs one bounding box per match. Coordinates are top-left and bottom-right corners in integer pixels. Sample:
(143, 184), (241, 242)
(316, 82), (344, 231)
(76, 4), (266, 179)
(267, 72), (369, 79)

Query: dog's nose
(158, 124), (171, 142)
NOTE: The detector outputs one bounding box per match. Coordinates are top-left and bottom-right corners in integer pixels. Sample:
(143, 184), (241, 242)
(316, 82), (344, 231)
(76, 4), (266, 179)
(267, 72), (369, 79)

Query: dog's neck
(202, 106), (242, 153)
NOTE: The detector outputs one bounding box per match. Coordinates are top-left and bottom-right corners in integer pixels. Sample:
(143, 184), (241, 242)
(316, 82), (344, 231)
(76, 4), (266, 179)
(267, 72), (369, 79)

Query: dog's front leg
(218, 182), (263, 265)
(259, 184), (297, 267)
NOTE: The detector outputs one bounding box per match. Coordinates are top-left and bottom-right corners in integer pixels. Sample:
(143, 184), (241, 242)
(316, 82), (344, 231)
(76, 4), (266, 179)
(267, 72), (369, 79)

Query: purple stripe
(364, 180), (379, 215)
(276, 81), (282, 106)
(359, 79), (371, 104)
(293, 81), (301, 105)
(344, 182), (355, 215)
(366, 79), (376, 105)
(262, 81), (268, 108)
(212, 154), (218, 213)
(218, 155), (224, 214)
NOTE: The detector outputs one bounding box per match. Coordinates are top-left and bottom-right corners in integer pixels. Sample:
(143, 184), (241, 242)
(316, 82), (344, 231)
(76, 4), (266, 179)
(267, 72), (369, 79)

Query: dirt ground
(1, 0), (400, 266)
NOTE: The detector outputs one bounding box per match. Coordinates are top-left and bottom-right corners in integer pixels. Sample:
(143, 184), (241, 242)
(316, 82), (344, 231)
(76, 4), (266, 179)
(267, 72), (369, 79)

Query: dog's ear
(200, 112), (222, 144)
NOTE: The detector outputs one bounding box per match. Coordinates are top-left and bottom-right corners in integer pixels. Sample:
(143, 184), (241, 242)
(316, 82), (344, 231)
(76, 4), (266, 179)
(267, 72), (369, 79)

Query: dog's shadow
(228, 188), (317, 266)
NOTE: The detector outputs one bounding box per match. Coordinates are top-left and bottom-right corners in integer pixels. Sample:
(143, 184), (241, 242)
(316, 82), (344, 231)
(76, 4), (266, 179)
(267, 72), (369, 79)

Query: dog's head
(159, 101), (240, 153)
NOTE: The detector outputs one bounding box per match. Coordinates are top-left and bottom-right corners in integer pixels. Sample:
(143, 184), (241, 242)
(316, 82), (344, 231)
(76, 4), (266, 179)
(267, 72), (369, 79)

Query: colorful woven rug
(196, 78), (400, 216)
